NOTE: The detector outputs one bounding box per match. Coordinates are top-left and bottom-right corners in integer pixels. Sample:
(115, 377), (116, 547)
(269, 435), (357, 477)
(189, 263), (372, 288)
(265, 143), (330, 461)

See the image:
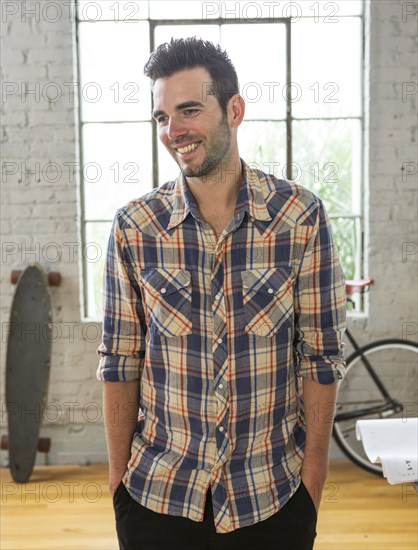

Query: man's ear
(229, 94), (245, 128)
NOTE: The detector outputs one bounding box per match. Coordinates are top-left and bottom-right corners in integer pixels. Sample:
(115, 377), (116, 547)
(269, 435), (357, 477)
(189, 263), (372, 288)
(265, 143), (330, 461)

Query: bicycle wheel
(333, 339), (418, 475)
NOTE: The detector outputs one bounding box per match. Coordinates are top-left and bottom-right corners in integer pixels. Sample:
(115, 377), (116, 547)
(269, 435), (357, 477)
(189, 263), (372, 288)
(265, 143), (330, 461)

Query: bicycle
(332, 278), (418, 475)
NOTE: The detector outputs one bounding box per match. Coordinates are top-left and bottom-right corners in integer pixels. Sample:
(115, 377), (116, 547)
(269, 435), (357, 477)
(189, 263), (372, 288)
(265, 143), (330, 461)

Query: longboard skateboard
(2, 263), (61, 483)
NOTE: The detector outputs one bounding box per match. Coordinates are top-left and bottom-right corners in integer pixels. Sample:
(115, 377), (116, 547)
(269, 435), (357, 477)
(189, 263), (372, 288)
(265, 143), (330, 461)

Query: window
(76, 0), (364, 319)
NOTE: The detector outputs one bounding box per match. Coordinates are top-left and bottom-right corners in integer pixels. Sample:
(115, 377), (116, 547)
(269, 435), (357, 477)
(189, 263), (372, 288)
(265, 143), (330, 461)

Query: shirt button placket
(210, 247), (229, 461)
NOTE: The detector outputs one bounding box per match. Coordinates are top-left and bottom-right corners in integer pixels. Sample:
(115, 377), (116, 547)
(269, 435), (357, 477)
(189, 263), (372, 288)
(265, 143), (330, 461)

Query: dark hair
(144, 37), (239, 115)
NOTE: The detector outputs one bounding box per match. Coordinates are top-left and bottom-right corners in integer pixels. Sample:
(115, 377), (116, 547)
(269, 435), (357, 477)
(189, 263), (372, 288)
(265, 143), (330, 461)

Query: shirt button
(267, 288), (274, 294)
(218, 426), (224, 432)
(160, 288), (167, 294)
(215, 293), (222, 301)
(218, 383), (223, 390)
(217, 337), (223, 344)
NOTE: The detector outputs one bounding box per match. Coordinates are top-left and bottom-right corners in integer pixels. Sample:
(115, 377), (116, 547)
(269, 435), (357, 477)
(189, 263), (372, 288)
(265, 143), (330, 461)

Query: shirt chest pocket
(140, 268), (192, 337)
(241, 267), (294, 337)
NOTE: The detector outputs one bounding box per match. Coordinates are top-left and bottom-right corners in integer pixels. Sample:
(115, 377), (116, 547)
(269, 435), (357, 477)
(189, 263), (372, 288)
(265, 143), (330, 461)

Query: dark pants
(113, 480), (317, 550)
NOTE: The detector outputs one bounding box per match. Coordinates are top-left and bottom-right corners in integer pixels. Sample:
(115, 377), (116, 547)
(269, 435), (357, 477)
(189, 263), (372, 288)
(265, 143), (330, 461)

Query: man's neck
(185, 156), (243, 211)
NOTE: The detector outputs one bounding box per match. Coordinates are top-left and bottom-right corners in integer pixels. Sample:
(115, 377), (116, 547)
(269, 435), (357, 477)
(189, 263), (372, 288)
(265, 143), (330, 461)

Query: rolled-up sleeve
(96, 210), (146, 382)
(294, 199), (347, 384)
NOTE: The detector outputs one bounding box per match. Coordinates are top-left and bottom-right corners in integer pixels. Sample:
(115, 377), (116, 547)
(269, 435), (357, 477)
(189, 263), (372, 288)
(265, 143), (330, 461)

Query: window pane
(329, 216), (361, 281)
(155, 24), (220, 45)
(221, 24), (287, 120)
(297, 0), (363, 17)
(77, 1), (148, 21)
(85, 221), (112, 319)
(158, 139), (180, 186)
(239, 121), (287, 177)
(292, 119), (361, 216)
(221, 0), (363, 18)
(292, 17), (362, 118)
(150, 0), (220, 19)
(78, 21), (150, 122)
(82, 122), (153, 220)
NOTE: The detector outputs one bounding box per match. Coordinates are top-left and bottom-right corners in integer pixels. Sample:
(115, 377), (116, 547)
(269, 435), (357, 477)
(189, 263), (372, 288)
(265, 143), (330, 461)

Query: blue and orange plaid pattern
(97, 159), (346, 533)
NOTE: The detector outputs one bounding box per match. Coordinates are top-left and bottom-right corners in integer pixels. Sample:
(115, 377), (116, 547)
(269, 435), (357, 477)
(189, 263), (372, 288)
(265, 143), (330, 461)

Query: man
(97, 37), (346, 550)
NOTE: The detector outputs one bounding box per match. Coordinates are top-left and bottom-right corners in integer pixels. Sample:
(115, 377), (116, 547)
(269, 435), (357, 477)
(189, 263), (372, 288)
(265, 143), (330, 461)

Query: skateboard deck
(5, 263), (54, 483)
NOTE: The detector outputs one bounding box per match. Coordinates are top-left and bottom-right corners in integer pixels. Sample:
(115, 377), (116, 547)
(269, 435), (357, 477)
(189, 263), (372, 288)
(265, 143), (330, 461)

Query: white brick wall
(0, 0), (417, 466)
(0, 0), (101, 465)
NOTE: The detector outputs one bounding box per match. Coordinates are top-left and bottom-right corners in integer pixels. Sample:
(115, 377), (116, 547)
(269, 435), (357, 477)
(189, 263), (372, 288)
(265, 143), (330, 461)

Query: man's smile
(174, 141), (202, 155)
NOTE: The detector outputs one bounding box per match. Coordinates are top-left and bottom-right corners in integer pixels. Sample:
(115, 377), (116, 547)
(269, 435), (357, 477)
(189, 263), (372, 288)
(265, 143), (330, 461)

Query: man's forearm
(300, 378), (338, 511)
(103, 379), (140, 493)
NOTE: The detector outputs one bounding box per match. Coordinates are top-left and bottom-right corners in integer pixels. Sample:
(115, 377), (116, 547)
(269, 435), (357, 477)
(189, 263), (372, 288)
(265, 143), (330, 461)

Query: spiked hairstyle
(144, 37), (239, 115)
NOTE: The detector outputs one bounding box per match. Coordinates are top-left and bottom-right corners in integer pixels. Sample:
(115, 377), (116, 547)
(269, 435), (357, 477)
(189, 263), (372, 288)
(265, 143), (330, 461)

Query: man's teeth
(177, 142), (199, 154)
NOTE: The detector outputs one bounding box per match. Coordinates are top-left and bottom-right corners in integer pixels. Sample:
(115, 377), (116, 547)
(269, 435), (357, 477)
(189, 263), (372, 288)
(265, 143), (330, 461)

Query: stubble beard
(174, 114), (232, 178)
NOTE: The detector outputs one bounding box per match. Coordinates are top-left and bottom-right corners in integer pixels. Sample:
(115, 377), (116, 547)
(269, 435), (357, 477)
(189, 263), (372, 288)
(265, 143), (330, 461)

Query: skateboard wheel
(37, 437), (51, 453)
(11, 270), (61, 286)
(10, 271), (22, 285)
(47, 272), (61, 286)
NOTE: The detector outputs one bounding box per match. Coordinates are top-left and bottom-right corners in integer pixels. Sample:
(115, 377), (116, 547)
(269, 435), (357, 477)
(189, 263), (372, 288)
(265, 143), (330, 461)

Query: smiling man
(97, 37), (347, 550)
(152, 68), (233, 179)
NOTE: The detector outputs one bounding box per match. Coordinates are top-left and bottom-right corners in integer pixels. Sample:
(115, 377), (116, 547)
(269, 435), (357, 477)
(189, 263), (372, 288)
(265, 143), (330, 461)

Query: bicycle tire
(333, 338), (418, 476)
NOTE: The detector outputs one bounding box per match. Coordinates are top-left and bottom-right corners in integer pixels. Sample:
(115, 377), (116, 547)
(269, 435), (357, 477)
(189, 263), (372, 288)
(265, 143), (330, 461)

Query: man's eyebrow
(152, 101), (205, 119)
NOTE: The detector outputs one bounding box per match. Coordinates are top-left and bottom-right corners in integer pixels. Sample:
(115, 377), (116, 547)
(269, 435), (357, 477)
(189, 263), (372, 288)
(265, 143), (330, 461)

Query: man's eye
(183, 109), (199, 116)
(156, 116), (168, 124)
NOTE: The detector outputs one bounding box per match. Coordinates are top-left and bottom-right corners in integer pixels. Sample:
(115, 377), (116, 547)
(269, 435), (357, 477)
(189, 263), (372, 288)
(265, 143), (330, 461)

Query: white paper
(356, 418), (418, 484)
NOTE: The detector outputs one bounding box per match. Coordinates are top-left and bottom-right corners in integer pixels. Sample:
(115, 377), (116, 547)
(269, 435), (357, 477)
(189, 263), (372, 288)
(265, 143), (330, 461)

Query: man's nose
(166, 117), (188, 141)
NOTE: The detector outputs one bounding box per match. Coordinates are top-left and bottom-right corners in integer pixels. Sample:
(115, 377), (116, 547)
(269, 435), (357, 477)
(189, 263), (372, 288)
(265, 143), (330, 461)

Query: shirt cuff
(296, 356), (345, 384)
(295, 330), (346, 384)
(96, 354), (145, 382)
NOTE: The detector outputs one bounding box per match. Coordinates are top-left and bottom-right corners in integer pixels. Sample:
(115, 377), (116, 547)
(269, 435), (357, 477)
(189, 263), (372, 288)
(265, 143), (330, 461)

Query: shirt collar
(167, 159), (272, 231)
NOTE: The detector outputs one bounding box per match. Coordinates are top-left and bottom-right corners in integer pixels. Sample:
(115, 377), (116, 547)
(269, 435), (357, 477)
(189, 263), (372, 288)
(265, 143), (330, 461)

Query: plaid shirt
(96, 159), (346, 534)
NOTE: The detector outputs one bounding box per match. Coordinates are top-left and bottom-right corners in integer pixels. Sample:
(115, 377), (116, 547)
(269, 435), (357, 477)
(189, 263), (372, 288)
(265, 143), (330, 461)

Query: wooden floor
(1, 460), (417, 549)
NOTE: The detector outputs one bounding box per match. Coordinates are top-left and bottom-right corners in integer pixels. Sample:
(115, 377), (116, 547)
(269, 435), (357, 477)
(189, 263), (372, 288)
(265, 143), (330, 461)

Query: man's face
(152, 67), (232, 178)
